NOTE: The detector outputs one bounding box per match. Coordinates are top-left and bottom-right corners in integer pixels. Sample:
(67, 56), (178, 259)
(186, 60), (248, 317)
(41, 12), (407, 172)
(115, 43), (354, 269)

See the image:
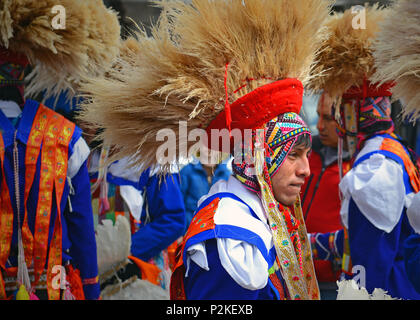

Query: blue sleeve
(65, 160), (100, 300)
(130, 173), (186, 261)
(179, 167), (189, 198)
(310, 229), (343, 261)
(179, 167), (194, 231)
(184, 239), (261, 300)
(404, 234), (420, 294)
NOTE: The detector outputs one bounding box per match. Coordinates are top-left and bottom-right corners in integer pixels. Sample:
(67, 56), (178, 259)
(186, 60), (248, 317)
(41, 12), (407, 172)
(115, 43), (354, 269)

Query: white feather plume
(336, 280), (398, 300)
(95, 215), (132, 277)
(101, 277), (169, 300)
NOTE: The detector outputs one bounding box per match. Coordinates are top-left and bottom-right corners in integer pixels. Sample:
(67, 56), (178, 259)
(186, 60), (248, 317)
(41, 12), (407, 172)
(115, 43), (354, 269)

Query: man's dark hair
(294, 132), (312, 150)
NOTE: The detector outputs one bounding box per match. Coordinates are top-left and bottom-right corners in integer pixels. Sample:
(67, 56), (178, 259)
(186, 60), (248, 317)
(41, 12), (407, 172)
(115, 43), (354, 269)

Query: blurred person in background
(301, 93), (350, 300)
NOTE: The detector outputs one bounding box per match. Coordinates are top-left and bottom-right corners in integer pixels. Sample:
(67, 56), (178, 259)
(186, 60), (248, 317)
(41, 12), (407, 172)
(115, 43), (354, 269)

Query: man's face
(316, 92), (339, 148)
(271, 144), (311, 206)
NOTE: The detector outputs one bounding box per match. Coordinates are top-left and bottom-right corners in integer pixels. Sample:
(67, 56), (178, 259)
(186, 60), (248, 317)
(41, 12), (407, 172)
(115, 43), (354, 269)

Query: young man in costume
(308, 4), (420, 300)
(0, 0), (121, 300)
(79, 0), (333, 300)
(301, 93), (351, 299)
(371, 0), (420, 295)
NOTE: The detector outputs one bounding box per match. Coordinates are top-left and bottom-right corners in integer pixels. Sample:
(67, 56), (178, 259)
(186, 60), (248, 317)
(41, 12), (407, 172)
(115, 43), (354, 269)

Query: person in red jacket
(301, 93), (350, 299)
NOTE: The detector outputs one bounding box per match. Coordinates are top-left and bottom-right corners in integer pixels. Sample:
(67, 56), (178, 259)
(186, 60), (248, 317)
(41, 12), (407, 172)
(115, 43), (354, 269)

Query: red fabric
(342, 81), (394, 100)
(301, 151), (349, 282)
(312, 260), (340, 283)
(0, 47), (29, 67)
(205, 78), (303, 152)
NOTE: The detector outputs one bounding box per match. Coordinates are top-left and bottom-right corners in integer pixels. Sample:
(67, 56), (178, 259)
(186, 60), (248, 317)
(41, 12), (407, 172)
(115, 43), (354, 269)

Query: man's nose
(297, 155), (310, 178)
(317, 116), (324, 132)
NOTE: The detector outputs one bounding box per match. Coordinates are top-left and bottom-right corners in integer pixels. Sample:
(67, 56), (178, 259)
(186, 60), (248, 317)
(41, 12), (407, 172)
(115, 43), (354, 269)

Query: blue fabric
(183, 225), (270, 267)
(183, 192), (268, 266)
(42, 90), (80, 118)
(354, 133), (413, 193)
(311, 230), (344, 260)
(182, 193), (283, 300)
(344, 198), (420, 300)
(130, 172), (186, 261)
(0, 99), (99, 299)
(185, 239), (277, 300)
(312, 133), (420, 299)
(346, 134), (420, 299)
(180, 160), (231, 230)
(194, 192), (260, 221)
(403, 234), (420, 294)
(416, 121), (420, 156)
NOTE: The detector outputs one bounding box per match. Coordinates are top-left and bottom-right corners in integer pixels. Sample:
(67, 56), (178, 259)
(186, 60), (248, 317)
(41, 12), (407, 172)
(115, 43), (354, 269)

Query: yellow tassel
(16, 284), (30, 300)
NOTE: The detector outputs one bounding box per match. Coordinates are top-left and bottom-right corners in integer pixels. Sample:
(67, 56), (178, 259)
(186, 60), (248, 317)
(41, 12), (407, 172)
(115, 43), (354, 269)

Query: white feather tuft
(101, 277), (169, 300)
(96, 215), (132, 277)
(336, 280), (398, 300)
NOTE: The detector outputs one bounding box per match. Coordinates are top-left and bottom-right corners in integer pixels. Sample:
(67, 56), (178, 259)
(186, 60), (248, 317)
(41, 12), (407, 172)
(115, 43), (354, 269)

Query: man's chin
(275, 195), (297, 207)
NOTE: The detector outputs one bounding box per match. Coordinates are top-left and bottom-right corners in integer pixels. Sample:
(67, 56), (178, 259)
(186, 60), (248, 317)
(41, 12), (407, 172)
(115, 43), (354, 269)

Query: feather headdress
(308, 4), (390, 103)
(372, 0), (420, 121)
(0, 0), (121, 102)
(79, 0), (332, 173)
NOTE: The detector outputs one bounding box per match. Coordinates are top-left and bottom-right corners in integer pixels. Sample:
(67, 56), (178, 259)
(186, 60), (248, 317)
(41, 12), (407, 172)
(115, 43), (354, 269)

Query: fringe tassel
(67, 177), (75, 213)
(224, 63), (232, 133)
(65, 265), (85, 300)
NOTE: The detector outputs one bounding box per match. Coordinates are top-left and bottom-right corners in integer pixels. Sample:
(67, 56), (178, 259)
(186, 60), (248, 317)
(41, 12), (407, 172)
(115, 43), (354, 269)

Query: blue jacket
(180, 160), (231, 230)
(96, 164), (186, 262)
(130, 169), (186, 261)
(312, 134), (420, 300)
(0, 99), (99, 299)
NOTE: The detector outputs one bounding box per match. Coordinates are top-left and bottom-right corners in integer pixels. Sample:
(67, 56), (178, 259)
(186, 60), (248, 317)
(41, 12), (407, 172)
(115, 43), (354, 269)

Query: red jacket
(301, 136), (350, 282)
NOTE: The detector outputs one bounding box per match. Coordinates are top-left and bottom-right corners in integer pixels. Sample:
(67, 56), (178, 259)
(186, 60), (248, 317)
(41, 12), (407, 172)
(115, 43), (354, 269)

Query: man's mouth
(289, 182), (304, 189)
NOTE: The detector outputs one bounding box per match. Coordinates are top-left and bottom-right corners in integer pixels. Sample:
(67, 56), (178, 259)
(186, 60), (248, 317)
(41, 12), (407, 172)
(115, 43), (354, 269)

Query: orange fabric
(65, 265), (85, 300)
(0, 104), (75, 300)
(34, 109), (61, 288)
(46, 113), (75, 300)
(0, 135), (14, 297)
(170, 197), (219, 300)
(22, 105), (52, 269)
(128, 255), (161, 286)
(380, 137), (420, 193)
(114, 211), (125, 219)
(269, 273), (286, 300)
(0, 269), (5, 299)
(167, 240), (181, 272)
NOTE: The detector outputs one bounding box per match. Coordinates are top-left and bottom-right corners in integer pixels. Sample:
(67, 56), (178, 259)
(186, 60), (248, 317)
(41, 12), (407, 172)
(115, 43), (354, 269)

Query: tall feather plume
(372, 0), (420, 122)
(79, 0), (332, 174)
(0, 0), (121, 102)
(308, 4), (389, 103)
